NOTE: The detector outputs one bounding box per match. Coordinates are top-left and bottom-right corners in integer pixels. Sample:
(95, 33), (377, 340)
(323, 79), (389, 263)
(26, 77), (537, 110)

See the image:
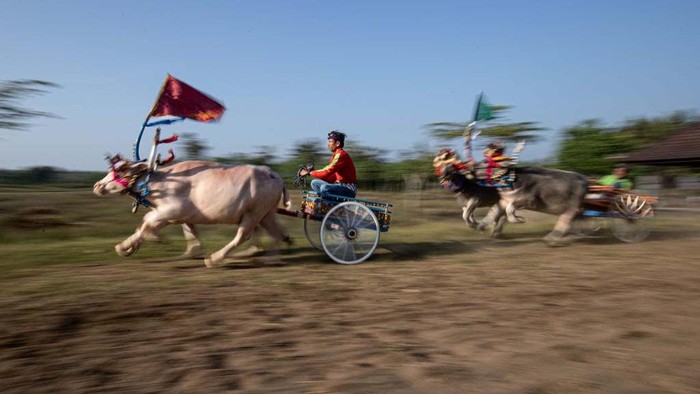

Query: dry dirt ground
(1, 210), (699, 393)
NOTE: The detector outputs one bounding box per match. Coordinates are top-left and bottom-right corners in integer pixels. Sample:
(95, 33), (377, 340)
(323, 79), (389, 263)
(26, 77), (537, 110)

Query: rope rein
(113, 168), (154, 212)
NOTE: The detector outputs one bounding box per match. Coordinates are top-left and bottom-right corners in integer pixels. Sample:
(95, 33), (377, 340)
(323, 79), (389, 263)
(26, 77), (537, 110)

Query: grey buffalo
(434, 152), (589, 243)
(93, 159), (291, 267)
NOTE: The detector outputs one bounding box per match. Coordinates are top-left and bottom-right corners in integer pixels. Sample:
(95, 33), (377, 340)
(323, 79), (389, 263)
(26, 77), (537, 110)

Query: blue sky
(1, 0), (698, 171)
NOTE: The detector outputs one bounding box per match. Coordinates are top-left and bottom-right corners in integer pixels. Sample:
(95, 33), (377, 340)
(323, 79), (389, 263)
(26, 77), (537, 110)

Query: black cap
(327, 130), (346, 143)
(487, 141), (505, 151)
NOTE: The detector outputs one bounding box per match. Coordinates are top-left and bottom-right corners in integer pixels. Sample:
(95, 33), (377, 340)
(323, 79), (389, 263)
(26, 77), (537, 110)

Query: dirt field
(1, 202), (699, 393)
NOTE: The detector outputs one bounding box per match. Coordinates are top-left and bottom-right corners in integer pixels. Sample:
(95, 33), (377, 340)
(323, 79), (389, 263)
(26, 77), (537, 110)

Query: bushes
(0, 168), (103, 187)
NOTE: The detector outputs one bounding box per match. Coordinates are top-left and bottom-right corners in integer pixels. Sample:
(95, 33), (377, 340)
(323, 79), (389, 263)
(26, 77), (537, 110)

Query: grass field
(1, 185), (692, 268)
(0, 186), (519, 269)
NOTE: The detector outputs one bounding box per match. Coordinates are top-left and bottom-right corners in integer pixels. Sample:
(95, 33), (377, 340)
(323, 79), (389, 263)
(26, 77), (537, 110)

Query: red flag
(149, 75), (225, 122)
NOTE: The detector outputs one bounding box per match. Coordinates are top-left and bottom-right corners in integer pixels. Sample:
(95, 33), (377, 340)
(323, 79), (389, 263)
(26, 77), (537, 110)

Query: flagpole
(464, 92), (484, 162)
(133, 74), (171, 161)
(132, 117), (151, 162)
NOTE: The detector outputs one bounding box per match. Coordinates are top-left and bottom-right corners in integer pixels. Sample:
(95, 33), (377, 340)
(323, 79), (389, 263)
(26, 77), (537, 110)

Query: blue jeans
(311, 179), (356, 198)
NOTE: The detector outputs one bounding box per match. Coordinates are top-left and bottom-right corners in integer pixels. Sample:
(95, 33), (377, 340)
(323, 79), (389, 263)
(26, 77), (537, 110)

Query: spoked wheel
(570, 216), (605, 237)
(303, 215), (323, 251)
(320, 201), (380, 264)
(609, 194), (655, 243)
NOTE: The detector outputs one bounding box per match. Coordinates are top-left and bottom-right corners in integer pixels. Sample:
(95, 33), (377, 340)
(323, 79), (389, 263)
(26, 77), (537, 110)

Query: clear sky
(1, 0), (698, 171)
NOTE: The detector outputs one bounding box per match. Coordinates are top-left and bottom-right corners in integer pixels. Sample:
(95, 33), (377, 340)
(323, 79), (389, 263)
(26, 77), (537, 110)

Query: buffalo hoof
(204, 257), (220, 268)
(543, 232), (568, 247)
(115, 243), (136, 257)
(476, 222), (488, 232)
(204, 253), (225, 268)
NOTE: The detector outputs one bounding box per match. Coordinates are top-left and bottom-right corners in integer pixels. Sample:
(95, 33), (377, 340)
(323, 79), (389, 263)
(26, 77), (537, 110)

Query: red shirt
(311, 148), (357, 184)
(485, 154), (511, 178)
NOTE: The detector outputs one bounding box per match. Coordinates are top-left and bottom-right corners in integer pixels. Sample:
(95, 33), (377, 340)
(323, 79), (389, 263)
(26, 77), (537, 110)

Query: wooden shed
(622, 122), (700, 167)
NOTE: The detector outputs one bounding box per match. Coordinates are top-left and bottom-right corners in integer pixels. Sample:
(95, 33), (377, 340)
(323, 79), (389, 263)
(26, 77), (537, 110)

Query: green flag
(473, 93), (496, 122)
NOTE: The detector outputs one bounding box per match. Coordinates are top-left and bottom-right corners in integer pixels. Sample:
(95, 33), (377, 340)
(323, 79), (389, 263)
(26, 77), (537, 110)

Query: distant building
(621, 122), (700, 191)
(622, 122), (700, 167)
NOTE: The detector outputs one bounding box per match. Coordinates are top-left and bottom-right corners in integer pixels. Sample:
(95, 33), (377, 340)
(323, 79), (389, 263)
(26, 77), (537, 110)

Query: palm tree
(426, 103), (545, 145)
(0, 79), (60, 131)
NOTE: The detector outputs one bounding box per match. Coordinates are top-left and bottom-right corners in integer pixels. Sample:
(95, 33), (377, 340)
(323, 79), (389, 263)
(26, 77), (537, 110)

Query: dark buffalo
(434, 150), (588, 243)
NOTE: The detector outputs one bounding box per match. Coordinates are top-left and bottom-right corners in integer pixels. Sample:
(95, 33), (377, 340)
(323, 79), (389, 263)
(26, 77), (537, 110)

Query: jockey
(298, 130), (357, 198)
(480, 141), (525, 223)
(482, 141), (514, 182)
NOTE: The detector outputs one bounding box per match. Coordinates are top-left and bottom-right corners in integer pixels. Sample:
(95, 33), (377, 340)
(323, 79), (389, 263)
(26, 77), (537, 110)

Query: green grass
(0, 186), (694, 272)
(0, 187), (450, 268)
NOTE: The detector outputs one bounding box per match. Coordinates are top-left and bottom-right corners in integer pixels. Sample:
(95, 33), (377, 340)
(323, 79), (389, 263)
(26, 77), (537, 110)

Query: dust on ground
(1, 210), (699, 393)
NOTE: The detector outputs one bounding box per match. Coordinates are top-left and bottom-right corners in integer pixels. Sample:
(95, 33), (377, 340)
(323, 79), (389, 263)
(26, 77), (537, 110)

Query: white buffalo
(93, 159), (291, 267)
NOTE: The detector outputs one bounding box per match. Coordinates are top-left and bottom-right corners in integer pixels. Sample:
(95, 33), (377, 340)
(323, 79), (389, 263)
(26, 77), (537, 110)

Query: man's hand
(300, 163), (314, 177)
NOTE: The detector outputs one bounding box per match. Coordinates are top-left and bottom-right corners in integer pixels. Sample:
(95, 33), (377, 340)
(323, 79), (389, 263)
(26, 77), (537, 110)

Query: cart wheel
(304, 215), (323, 250)
(320, 201), (380, 264)
(609, 194), (655, 243)
(570, 216), (604, 237)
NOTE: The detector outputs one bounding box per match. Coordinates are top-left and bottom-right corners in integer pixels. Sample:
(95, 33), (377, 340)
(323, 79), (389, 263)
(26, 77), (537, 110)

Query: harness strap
(115, 169), (154, 213)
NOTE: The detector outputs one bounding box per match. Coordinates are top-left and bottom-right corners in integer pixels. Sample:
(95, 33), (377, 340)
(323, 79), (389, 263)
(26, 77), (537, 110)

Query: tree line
(1, 79), (697, 188)
(181, 108), (697, 190)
